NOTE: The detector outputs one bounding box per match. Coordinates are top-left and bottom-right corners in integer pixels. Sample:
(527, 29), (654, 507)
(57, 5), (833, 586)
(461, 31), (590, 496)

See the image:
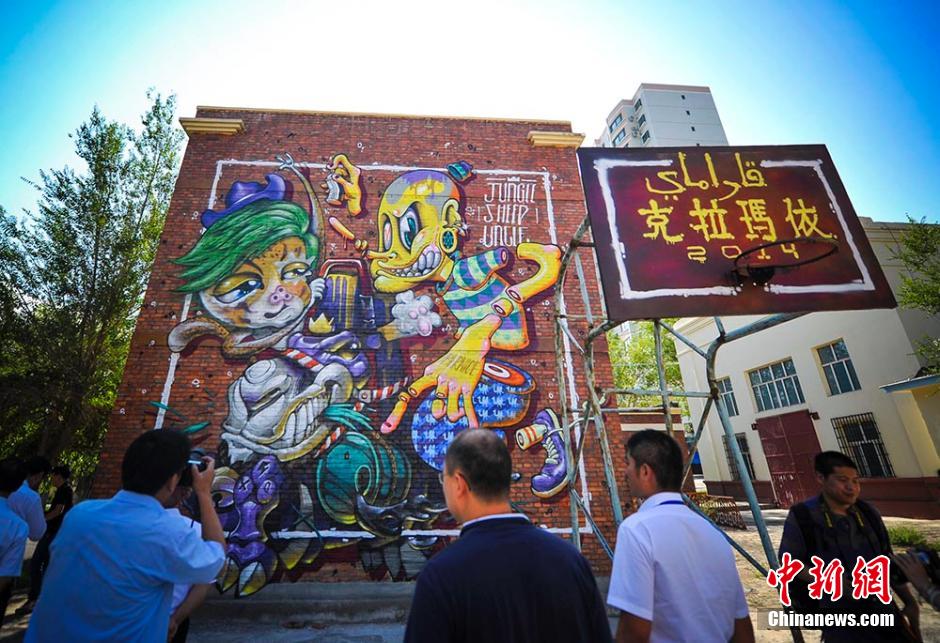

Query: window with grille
(717, 377), (739, 417)
(612, 129), (627, 146)
(817, 339), (861, 396)
(748, 358), (805, 412)
(722, 433), (756, 481)
(641, 130), (650, 143)
(832, 413), (894, 478)
(637, 114), (647, 128)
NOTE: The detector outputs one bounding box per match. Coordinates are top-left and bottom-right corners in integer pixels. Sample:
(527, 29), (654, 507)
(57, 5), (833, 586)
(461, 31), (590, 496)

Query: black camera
(914, 547), (940, 586)
(179, 449), (208, 488)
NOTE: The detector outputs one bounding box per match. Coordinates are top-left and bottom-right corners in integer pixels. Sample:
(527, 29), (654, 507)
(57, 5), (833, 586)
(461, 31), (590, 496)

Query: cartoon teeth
(389, 244), (442, 278)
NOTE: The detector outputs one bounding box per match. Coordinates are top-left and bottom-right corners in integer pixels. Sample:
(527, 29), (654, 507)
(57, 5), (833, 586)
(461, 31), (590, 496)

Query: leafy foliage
(887, 525), (928, 548)
(607, 319), (686, 414)
(0, 91), (183, 487)
(893, 217), (940, 372)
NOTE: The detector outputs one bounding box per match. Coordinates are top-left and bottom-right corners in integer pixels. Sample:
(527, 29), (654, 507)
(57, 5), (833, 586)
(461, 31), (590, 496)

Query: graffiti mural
(166, 152), (566, 596)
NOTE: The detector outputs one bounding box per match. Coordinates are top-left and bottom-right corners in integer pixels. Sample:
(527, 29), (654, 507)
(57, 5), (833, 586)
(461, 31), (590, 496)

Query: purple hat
(201, 173), (287, 228)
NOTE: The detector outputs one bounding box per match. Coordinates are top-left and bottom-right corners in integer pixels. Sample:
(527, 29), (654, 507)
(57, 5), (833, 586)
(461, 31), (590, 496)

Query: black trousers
(28, 532), (53, 601)
(170, 616), (190, 643)
(0, 579), (12, 629)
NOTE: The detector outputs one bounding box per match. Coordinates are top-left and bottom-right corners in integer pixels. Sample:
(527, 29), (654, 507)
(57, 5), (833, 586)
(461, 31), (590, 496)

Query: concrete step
(199, 576), (614, 628)
(199, 582), (415, 626)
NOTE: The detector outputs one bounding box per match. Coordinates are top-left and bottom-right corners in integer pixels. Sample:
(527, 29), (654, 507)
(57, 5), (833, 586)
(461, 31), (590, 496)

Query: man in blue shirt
(0, 457), (29, 629)
(26, 430), (226, 643)
(8, 456), (50, 543)
(404, 429), (611, 643)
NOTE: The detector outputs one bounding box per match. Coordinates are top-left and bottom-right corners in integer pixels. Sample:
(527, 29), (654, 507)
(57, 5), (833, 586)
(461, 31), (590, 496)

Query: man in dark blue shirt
(778, 451), (920, 642)
(404, 429), (611, 643)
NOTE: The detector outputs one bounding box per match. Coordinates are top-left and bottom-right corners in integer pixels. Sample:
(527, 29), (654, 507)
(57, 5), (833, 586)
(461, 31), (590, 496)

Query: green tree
(607, 320), (686, 414)
(893, 217), (940, 372)
(0, 91), (183, 483)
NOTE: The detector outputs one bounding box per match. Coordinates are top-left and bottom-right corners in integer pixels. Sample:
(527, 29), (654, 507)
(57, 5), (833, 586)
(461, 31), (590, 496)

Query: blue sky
(1, 0), (938, 223)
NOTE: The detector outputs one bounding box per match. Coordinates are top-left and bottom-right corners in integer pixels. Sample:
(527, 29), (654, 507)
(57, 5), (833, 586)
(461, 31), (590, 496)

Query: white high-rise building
(598, 84), (730, 344)
(595, 83), (728, 148)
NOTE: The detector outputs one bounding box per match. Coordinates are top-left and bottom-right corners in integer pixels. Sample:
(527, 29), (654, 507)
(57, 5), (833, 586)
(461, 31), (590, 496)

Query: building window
(748, 358), (805, 412)
(717, 377), (739, 416)
(637, 114), (647, 128)
(634, 98), (642, 111)
(681, 94), (686, 99)
(817, 339), (861, 395)
(690, 126), (696, 132)
(686, 110), (690, 115)
(641, 131), (650, 143)
(722, 433), (756, 481)
(612, 129), (626, 145)
(833, 413), (894, 478)
(609, 114), (623, 132)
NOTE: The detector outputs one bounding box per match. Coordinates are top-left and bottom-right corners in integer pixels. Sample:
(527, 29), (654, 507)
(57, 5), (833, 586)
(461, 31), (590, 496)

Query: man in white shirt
(608, 430), (754, 643)
(25, 430), (226, 643)
(0, 458), (29, 629)
(8, 456), (50, 542)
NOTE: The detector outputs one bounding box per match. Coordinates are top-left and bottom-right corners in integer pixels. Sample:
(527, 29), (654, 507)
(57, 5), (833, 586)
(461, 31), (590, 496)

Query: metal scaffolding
(553, 215), (804, 641)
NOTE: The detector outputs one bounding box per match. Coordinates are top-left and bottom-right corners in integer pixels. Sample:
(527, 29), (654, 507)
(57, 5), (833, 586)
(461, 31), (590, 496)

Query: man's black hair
(814, 451), (857, 477)
(626, 429), (683, 491)
(0, 458), (26, 494)
(121, 430), (191, 495)
(24, 456), (51, 477)
(52, 464), (71, 480)
(444, 429), (512, 502)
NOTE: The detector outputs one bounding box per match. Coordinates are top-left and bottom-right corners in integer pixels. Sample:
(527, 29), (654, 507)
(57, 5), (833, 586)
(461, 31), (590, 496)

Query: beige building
(673, 218), (940, 518)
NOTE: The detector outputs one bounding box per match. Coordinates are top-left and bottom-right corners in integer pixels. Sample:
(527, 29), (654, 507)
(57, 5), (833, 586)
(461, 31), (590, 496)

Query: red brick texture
(93, 108), (627, 587)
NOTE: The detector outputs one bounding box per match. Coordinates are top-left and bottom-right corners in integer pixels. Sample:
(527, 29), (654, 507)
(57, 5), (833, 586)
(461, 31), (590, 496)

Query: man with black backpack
(778, 451), (920, 641)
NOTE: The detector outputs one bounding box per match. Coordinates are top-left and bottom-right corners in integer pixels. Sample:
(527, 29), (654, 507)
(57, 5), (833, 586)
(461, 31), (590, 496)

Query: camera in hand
(179, 449), (208, 488)
(914, 547), (940, 586)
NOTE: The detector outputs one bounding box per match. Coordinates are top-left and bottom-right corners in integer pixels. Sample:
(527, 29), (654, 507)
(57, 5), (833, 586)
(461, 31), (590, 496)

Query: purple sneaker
(529, 409), (568, 499)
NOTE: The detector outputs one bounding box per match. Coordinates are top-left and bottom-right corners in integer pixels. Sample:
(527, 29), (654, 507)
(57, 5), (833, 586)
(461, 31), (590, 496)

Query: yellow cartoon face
(200, 237), (314, 330)
(369, 171), (462, 293)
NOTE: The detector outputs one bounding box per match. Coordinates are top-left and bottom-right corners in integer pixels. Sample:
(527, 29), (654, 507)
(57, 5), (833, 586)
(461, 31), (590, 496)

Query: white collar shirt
(166, 507), (203, 613)
(8, 481), (46, 541)
(607, 491), (749, 642)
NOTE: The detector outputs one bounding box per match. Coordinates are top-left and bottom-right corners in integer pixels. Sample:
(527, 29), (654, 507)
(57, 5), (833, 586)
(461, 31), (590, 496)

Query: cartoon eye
(382, 218), (393, 250)
(215, 278), (263, 304)
(281, 262), (309, 281)
(399, 205), (420, 250)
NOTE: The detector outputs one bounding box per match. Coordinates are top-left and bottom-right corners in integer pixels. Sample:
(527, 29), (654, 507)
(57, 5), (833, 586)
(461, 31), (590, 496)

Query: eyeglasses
(438, 470), (471, 491)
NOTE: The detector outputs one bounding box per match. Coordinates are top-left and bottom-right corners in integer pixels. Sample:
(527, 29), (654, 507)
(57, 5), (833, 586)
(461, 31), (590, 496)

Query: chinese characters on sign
(577, 145), (895, 320)
(637, 151), (833, 266)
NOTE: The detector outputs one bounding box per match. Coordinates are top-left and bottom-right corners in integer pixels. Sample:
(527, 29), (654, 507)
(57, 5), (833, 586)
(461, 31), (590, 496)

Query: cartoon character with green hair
(168, 161), (441, 595)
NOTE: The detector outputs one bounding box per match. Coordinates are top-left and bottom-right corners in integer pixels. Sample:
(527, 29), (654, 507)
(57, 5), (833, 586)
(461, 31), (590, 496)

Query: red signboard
(577, 145), (896, 321)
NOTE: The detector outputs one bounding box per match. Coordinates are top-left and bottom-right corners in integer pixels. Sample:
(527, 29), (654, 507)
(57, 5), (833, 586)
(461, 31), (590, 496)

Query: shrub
(888, 525), (928, 548)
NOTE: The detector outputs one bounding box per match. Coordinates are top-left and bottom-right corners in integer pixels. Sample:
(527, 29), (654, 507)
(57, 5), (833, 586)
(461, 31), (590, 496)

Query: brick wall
(92, 108), (623, 593)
